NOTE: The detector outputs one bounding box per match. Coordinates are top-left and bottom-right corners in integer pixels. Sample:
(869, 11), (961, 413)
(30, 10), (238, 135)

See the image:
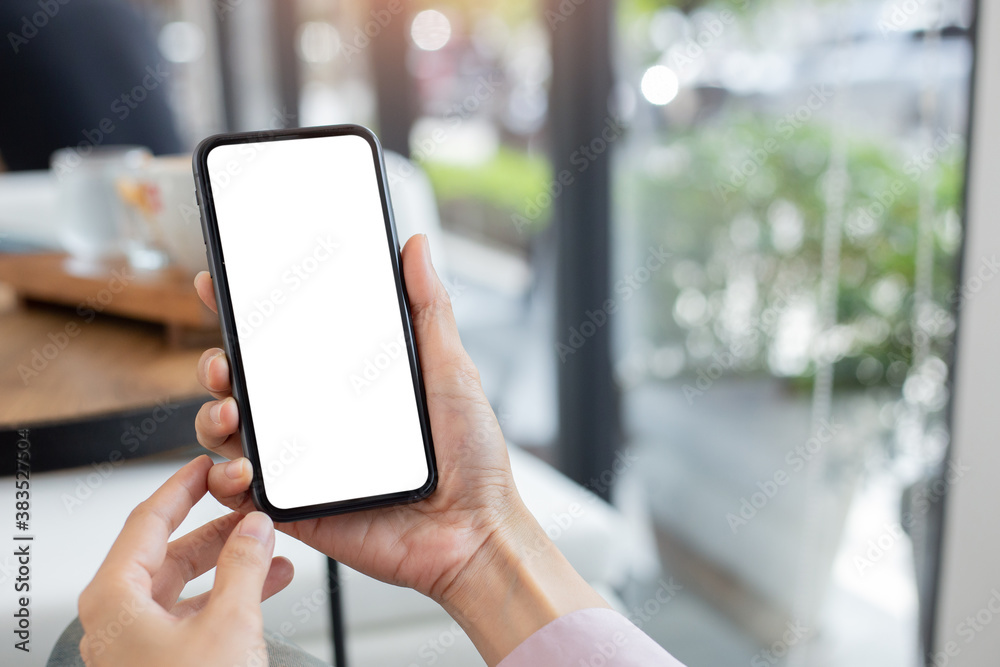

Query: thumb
(401, 234), (479, 386)
(208, 512), (274, 616)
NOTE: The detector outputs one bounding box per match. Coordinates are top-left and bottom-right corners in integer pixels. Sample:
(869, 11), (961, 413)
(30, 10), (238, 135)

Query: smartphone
(192, 124), (436, 521)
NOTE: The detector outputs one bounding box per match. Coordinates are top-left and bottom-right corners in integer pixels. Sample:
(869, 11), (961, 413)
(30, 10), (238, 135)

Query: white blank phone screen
(205, 134), (429, 510)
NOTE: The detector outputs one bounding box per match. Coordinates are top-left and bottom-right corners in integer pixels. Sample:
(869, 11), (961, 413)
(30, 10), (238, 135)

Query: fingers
(207, 458), (258, 514)
(194, 270), (218, 313)
(82, 456), (213, 627)
(194, 348), (240, 458)
(195, 398), (242, 460)
(170, 556), (294, 619)
(102, 456), (213, 577)
(401, 234), (480, 385)
(206, 512), (276, 617)
(151, 512), (242, 608)
(197, 349), (232, 398)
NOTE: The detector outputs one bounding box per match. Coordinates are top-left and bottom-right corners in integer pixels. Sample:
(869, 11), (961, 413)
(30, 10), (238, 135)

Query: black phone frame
(192, 124), (437, 522)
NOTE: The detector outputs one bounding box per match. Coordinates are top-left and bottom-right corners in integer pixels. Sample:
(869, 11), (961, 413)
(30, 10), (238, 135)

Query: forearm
(437, 501), (612, 666)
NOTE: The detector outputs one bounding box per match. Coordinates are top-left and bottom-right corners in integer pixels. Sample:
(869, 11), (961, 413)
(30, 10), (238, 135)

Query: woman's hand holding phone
(194, 234), (610, 666)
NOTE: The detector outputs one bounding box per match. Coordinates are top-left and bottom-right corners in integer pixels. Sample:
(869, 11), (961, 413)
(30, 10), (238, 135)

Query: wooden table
(0, 255), (220, 474)
(0, 252), (218, 345)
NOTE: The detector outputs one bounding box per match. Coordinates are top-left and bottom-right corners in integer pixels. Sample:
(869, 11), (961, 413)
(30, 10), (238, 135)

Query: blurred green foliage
(617, 0), (753, 25)
(422, 146), (553, 239)
(618, 111), (963, 388)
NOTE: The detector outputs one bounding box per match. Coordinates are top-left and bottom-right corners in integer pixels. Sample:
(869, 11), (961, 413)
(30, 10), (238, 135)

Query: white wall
(934, 1), (1000, 664)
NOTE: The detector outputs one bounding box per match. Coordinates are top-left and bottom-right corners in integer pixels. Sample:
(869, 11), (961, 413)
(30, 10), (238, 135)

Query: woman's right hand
(193, 234), (609, 665)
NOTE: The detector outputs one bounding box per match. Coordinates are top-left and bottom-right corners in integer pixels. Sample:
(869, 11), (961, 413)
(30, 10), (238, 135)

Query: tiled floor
(625, 468), (920, 666)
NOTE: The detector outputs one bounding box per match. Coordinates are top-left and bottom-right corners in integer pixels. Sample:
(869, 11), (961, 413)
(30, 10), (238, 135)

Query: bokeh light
(297, 21), (341, 64)
(411, 10), (452, 51)
(158, 22), (205, 63)
(640, 65), (679, 105)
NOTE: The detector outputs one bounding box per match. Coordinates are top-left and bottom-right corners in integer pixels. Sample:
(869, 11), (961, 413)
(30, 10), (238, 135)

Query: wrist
(437, 498), (611, 666)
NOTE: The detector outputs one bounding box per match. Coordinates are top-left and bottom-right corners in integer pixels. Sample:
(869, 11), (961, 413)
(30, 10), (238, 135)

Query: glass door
(610, 0), (975, 664)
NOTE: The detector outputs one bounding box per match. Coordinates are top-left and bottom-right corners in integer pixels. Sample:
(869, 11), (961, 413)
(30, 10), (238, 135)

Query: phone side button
(194, 188), (208, 244)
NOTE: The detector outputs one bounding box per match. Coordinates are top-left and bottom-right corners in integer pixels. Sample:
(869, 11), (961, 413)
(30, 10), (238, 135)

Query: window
(611, 0), (974, 663)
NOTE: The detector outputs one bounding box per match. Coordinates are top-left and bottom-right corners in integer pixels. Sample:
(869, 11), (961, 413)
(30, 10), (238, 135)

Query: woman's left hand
(77, 455), (294, 667)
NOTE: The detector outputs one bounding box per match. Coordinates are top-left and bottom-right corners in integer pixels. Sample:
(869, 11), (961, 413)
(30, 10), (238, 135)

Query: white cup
(51, 146), (152, 262)
(116, 155), (206, 275)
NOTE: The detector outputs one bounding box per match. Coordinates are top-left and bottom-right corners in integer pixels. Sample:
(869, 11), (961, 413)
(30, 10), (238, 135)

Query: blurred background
(0, 0), (993, 665)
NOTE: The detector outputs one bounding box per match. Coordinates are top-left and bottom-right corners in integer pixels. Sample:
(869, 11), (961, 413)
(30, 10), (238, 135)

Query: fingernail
(422, 234), (435, 271)
(239, 511), (272, 544)
(210, 400), (224, 424)
(225, 458), (247, 480)
(208, 354), (228, 387)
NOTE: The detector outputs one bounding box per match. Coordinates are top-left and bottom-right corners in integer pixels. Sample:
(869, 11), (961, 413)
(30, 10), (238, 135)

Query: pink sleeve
(496, 608), (686, 667)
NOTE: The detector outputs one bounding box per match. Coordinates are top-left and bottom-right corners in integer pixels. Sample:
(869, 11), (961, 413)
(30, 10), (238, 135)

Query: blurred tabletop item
(0, 252), (217, 346)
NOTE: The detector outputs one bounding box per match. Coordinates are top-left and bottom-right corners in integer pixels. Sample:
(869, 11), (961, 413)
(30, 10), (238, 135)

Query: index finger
(96, 456), (214, 590)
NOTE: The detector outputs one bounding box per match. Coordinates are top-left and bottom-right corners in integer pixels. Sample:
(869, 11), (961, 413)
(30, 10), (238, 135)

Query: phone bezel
(192, 124), (437, 522)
